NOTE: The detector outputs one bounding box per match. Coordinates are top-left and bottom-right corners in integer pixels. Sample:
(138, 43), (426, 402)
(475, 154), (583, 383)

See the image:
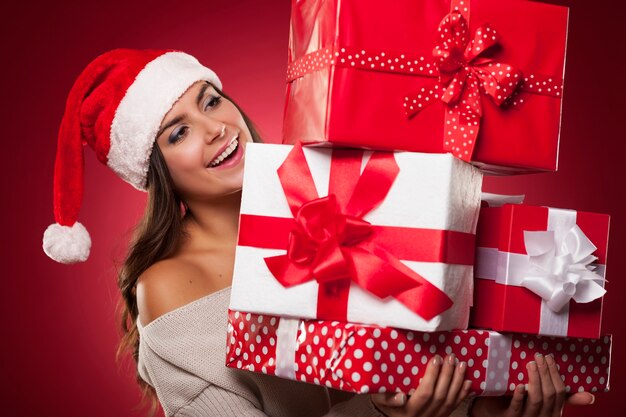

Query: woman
(43, 49), (594, 417)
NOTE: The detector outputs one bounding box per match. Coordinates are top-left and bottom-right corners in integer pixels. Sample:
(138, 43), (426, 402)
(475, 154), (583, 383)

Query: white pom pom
(43, 222), (91, 264)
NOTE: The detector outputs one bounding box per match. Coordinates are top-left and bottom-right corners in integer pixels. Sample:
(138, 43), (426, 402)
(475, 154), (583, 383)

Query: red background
(1, 0), (622, 416)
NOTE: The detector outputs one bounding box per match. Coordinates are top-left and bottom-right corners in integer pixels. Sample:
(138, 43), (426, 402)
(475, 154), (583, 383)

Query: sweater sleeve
(138, 295), (264, 416)
(365, 397), (473, 417)
(175, 383), (384, 417)
(175, 383), (474, 417)
(174, 385), (267, 417)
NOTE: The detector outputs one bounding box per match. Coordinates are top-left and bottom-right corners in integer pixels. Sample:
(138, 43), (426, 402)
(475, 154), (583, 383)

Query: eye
(168, 125), (189, 144)
(203, 94), (222, 111)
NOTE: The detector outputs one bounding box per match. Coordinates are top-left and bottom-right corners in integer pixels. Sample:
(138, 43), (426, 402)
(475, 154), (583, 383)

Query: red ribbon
(261, 143), (455, 321)
(404, 8), (522, 162)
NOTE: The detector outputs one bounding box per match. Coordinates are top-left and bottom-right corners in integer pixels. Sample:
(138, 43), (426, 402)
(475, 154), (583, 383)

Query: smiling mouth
(208, 137), (239, 168)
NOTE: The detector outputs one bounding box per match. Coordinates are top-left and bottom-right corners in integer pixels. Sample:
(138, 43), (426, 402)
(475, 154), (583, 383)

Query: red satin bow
(264, 143), (453, 321)
(406, 11), (522, 161)
(284, 194), (374, 284)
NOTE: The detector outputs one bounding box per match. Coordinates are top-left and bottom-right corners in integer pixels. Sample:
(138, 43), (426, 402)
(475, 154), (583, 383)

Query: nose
(202, 117), (226, 144)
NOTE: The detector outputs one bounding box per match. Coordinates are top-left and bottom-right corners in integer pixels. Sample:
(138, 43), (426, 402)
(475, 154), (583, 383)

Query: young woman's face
(155, 81), (253, 202)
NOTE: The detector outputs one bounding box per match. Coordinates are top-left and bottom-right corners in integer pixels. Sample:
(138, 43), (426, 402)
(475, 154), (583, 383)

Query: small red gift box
(283, 0), (568, 173)
(226, 309), (612, 396)
(470, 204), (610, 338)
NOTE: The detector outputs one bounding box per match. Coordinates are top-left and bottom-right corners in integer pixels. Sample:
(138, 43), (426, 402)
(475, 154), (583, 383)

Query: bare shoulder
(136, 257), (215, 326)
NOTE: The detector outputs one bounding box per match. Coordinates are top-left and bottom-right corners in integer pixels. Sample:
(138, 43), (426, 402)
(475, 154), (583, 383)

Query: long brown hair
(116, 86), (261, 415)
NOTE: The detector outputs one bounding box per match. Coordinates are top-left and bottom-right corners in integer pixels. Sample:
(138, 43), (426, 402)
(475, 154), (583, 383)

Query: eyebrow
(156, 83), (212, 139)
(196, 82), (210, 105)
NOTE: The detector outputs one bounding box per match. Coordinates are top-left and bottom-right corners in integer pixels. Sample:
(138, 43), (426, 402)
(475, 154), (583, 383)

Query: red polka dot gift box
(226, 309), (612, 396)
(471, 203), (610, 339)
(230, 143), (481, 332)
(283, 0), (568, 174)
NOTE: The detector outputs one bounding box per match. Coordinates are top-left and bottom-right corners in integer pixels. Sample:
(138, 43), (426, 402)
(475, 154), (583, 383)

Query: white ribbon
(480, 193), (525, 207)
(482, 332), (512, 396)
(522, 224), (606, 313)
(275, 317), (300, 380)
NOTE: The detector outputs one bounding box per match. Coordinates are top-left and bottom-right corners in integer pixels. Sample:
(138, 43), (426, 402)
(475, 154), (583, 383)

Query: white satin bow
(522, 225), (606, 312)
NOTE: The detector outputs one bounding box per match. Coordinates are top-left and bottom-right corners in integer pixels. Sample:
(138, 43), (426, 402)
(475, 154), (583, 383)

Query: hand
(371, 354), (473, 417)
(470, 353), (595, 417)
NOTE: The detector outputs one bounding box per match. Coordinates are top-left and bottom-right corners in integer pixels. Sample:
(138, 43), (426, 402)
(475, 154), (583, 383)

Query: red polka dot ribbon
(286, 47), (441, 80)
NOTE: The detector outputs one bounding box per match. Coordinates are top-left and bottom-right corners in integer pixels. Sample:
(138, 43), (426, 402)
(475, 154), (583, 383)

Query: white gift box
(230, 143), (482, 331)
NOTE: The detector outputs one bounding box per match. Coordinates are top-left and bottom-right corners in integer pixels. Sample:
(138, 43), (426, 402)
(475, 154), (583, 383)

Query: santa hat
(43, 49), (221, 264)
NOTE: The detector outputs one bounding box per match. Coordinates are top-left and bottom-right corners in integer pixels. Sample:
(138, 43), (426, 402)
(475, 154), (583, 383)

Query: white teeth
(209, 138), (239, 167)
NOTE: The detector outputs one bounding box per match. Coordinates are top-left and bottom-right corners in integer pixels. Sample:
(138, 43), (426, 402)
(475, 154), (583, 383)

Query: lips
(208, 135), (239, 168)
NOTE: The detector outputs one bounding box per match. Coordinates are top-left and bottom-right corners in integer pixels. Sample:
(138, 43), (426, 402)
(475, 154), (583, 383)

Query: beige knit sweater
(137, 287), (472, 417)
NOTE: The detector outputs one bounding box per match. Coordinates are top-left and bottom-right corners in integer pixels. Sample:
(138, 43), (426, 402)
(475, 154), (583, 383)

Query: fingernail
(448, 354), (456, 365)
(588, 394), (595, 405)
(545, 354), (555, 366)
(393, 393), (407, 406)
(458, 361), (467, 372)
(516, 384), (526, 393)
(527, 361), (537, 371)
(464, 380), (472, 390)
(432, 355), (442, 366)
(535, 353), (545, 366)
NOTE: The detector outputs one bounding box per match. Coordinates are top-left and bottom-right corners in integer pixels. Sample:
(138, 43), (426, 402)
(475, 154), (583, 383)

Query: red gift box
(226, 309), (612, 396)
(283, 0), (568, 173)
(470, 204), (610, 338)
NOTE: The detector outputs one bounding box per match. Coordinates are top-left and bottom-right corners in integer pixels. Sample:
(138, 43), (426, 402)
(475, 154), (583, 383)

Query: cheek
(163, 147), (204, 182)
(223, 102), (248, 130)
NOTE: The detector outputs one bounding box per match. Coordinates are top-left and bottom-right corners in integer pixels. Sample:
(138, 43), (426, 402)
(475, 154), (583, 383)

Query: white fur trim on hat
(109, 51), (221, 190)
(43, 222), (92, 264)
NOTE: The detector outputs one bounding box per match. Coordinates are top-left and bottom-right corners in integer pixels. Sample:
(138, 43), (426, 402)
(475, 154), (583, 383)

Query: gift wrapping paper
(226, 309), (612, 396)
(230, 142), (482, 331)
(283, 0), (568, 173)
(471, 204), (610, 338)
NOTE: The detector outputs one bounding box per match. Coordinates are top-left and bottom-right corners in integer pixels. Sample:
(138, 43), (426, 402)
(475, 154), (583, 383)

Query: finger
(535, 353), (556, 415)
(406, 355), (442, 413)
(446, 360), (468, 406)
(446, 361), (469, 404)
(455, 380), (473, 408)
(505, 384), (526, 417)
(431, 356), (466, 417)
(545, 354), (566, 417)
(565, 392), (595, 406)
(524, 360), (543, 416)
(426, 354), (457, 414)
(371, 392), (407, 408)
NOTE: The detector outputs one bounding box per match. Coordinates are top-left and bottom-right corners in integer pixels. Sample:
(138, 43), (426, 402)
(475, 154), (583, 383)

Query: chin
(213, 179), (244, 199)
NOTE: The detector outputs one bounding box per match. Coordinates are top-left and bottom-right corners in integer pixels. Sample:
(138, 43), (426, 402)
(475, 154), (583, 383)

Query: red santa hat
(43, 49), (221, 263)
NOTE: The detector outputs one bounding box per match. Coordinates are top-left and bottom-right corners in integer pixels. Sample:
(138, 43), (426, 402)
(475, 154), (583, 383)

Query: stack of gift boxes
(225, 0), (612, 396)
